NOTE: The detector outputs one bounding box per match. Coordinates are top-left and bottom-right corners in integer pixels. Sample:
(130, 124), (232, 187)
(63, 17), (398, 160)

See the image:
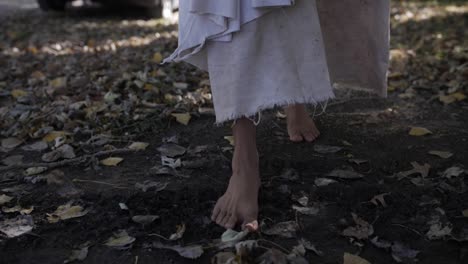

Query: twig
(147, 233), (171, 241)
(72, 179), (128, 189)
(391, 223), (425, 238)
(0, 148), (137, 173)
(257, 239), (290, 254)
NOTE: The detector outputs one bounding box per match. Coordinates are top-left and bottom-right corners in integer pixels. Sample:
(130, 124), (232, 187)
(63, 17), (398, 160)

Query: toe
(215, 210), (227, 226)
(290, 132), (303, 142)
(211, 203), (222, 221)
(303, 131), (316, 142)
(225, 214), (238, 229)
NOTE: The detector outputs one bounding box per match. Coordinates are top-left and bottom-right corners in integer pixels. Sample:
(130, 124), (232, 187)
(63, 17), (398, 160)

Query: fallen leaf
(391, 241), (420, 263)
(463, 209), (468, 218)
(105, 230), (136, 248)
(152, 52), (163, 63)
(42, 131), (69, 143)
(292, 205), (319, 215)
(212, 252), (238, 264)
(2, 205), (34, 215)
(342, 213), (374, 240)
(397, 162), (431, 179)
(224, 136), (235, 146)
(119, 203), (128, 210)
(426, 223), (452, 240)
(221, 229), (249, 244)
(100, 157), (123, 166)
(153, 242), (203, 259)
(161, 156), (182, 169)
(135, 181), (167, 192)
(409, 127), (432, 136)
(256, 249), (288, 264)
(169, 223), (186, 240)
(171, 113), (191, 125)
(132, 215), (159, 225)
(299, 238), (324, 256)
(349, 159), (369, 165)
(41, 144), (76, 162)
(442, 166), (465, 179)
(21, 141), (49, 151)
(235, 240), (258, 257)
(314, 178), (337, 186)
(157, 143), (186, 157)
(128, 142), (149, 151)
(327, 169), (364, 179)
(428, 150), (453, 159)
(263, 221), (298, 238)
(370, 193), (389, 208)
(1, 155), (24, 166)
(313, 144), (343, 154)
(0, 215), (34, 238)
(24, 167), (48, 176)
(11, 89), (28, 99)
(343, 253), (370, 264)
(280, 169), (300, 181)
(47, 202), (88, 223)
(0, 194), (13, 205)
(1, 137), (22, 149)
(64, 245), (89, 263)
(49, 77), (67, 89)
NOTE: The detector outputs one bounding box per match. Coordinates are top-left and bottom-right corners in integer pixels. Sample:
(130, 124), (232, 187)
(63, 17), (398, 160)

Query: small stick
(72, 179), (128, 189)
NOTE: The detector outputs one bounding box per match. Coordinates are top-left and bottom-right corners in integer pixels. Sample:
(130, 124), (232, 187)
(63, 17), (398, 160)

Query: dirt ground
(0, 1), (467, 264)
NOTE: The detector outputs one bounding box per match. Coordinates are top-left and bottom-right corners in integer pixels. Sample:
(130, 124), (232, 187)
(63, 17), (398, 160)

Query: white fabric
(164, 0), (391, 123)
(195, 0), (335, 123)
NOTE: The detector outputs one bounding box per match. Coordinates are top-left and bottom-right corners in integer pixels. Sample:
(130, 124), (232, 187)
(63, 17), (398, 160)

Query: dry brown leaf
(100, 157), (124, 166)
(24, 167), (48, 176)
(128, 142), (149, 151)
(344, 253), (371, 264)
(263, 221), (298, 238)
(0, 194), (13, 205)
(0, 215), (34, 238)
(11, 89), (28, 99)
(342, 213), (374, 240)
(49, 77), (67, 89)
(224, 136), (235, 146)
(47, 203), (88, 223)
(428, 150), (453, 159)
(171, 113), (191, 125)
(105, 230), (136, 248)
(42, 131), (69, 143)
(169, 223), (186, 241)
(152, 52), (163, 63)
(370, 193), (389, 208)
(1, 137), (22, 149)
(409, 127), (432, 136)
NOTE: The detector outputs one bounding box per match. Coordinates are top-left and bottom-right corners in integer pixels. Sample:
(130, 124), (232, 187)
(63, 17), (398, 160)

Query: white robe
(165, 0), (391, 98)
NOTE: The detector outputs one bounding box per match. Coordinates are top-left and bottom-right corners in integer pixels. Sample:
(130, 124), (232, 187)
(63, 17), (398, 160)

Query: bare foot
(285, 104), (320, 142)
(211, 118), (260, 229)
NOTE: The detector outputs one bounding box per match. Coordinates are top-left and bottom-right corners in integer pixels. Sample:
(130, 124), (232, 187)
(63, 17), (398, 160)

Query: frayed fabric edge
(214, 93), (335, 126)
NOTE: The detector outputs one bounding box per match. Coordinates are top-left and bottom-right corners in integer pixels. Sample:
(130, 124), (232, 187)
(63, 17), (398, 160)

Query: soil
(0, 2), (467, 264)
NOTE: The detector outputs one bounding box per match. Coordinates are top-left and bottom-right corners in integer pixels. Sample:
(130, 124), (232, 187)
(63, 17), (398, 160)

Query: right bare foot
(211, 118), (260, 229)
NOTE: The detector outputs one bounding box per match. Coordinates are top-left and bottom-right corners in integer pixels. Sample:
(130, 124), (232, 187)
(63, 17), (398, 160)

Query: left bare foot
(285, 104), (320, 142)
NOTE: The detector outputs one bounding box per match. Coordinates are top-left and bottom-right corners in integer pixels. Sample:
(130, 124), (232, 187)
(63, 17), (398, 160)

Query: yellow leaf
(463, 209), (468, 218)
(224, 136), (235, 146)
(128, 142), (149, 151)
(171, 113), (191, 125)
(27, 46), (39, 54)
(42, 131), (69, 142)
(439, 95), (456, 104)
(344, 253), (371, 264)
(11, 89), (28, 99)
(409, 127), (432, 136)
(49, 77), (67, 89)
(100, 157), (123, 166)
(0, 194), (13, 205)
(152, 52), (163, 63)
(47, 203), (88, 223)
(451, 92), (466, 101)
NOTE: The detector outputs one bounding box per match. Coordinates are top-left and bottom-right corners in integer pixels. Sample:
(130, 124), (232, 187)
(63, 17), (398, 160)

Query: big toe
(303, 131), (316, 142)
(289, 131), (304, 142)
